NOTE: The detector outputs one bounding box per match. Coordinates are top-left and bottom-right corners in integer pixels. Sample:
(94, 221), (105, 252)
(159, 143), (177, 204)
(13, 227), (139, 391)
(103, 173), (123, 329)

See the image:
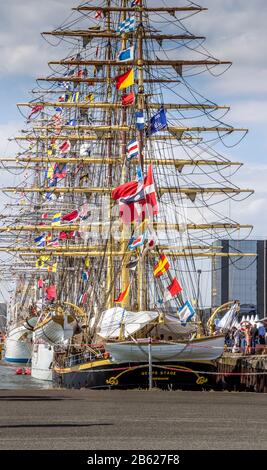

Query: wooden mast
(105, 0), (115, 309)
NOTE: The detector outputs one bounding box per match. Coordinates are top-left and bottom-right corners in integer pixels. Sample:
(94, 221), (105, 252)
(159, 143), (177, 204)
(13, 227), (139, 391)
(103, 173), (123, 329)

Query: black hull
(53, 360), (218, 390)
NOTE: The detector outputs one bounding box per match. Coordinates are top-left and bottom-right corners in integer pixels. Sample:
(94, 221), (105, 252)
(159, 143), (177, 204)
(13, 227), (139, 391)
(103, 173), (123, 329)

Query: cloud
(227, 100), (267, 124)
(0, 0), (78, 76)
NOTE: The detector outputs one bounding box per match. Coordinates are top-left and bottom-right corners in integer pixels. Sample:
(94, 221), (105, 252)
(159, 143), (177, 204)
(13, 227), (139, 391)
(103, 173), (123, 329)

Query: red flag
(153, 254), (170, 278)
(41, 213), (48, 219)
(28, 104), (44, 120)
(115, 69), (134, 90)
(163, 278), (182, 302)
(112, 166), (158, 223)
(114, 284), (130, 303)
(111, 180), (138, 201)
(46, 285), (57, 301)
(122, 92), (135, 106)
(62, 210), (79, 222)
(59, 140), (71, 154)
(95, 9), (103, 19)
(59, 231), (75, 240)
(81, 293), (88, 304)
(37, 278), (43, 289)
(144, 164), (158, 216)
(112, 180), (145, 223)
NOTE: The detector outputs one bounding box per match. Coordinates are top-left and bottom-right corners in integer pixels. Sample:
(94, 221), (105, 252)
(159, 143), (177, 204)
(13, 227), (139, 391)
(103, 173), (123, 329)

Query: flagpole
(137, 0), (146, 311)
(148, 336), (153, 390)
(120, 0), (131, 310)
(106, 0), (115, 309)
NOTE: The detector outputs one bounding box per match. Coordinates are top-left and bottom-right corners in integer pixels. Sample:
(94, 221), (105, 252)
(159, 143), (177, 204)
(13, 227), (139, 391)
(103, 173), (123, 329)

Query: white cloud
(227, 100), (267, 124)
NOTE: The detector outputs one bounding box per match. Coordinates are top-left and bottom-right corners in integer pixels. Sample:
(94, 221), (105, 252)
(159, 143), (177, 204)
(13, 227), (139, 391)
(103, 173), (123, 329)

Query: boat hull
(4, 324), (33, 364)
(53, 359), (218, 391)
(34, 319), (64, 345)
(31, 342), (53, 381)
(106, 336), (225, 363)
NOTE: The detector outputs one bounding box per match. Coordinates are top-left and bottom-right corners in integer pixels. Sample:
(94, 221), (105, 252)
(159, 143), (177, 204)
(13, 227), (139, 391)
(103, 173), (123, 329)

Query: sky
(0, 0), (266, 307)
(0, 0), (266, 236)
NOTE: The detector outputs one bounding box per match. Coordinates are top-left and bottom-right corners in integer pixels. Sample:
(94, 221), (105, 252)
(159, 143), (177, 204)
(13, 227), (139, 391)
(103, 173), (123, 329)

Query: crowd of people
(223, 320), (267, 354)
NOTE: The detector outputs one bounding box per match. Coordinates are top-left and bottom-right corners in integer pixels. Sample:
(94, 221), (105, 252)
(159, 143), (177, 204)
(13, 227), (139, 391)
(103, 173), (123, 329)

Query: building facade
(211, 240), (267, 318)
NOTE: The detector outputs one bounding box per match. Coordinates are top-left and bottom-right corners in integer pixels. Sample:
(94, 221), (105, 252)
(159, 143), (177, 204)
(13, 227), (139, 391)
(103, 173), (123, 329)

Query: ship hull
(53, 359), (218, 391)
(4, 322), (35, 364)
(34, 319), (64, 345)
(105, 336), (225, 363)
(31, 342), (53, 381)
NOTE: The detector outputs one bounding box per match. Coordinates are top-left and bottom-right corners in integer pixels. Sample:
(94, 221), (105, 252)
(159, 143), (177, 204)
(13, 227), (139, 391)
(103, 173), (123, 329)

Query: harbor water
(0, 362), (52, 390)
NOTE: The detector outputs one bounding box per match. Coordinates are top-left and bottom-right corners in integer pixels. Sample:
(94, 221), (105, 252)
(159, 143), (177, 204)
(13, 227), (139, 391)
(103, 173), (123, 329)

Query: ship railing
(64, 350), (103, 368)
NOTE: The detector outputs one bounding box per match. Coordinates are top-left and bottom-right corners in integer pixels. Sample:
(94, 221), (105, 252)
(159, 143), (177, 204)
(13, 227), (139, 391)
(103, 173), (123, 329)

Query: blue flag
(67, 119), (77, 126)
(34, 235), (46, 247)
(117, 17), (136, 34)
(178, 300), (196, 324)
(136, 111), (145, 130)
(136, 165), (143, 182)
(147, 107), (167, 135)
(118, 46), (134, 62)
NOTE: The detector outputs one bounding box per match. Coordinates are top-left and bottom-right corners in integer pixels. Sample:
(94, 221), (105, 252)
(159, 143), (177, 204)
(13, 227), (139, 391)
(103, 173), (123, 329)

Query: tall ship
(0, 0), (256, 388)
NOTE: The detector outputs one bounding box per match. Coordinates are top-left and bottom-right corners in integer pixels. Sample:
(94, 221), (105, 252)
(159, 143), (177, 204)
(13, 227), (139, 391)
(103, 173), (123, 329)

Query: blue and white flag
(82, 271), (90, 282)
(135, 110), (145, 130)
(118, 46), (134, 62)
(120, 185), (144, 204)
(67, 119), (77, 126)
(129, 233), (146, 250)
(126, 139), (139, 160)
(178, 300), (196, 324)
(58, 81), (71, 90)
(117, 17), (136, 34)
(147, 107), (167, 135)
(136, 164), (143, 182)
(34, 235), (46, 247)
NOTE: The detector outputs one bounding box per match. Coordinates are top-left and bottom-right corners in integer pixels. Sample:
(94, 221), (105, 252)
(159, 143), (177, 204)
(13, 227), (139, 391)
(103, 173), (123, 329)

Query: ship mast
(0, 0), (256, 327)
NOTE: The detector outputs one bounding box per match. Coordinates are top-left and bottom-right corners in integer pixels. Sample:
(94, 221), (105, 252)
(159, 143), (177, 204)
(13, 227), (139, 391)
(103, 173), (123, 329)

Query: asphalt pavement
(0, 389), (266, 450)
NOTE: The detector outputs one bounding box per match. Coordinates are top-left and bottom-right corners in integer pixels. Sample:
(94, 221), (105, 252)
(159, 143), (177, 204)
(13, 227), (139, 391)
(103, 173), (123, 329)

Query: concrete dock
(0, 389), (266, 450)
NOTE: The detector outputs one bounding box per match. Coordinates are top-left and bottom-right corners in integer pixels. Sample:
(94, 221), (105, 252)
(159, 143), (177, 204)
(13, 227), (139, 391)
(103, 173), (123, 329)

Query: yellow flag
(47, 263), (57, 273)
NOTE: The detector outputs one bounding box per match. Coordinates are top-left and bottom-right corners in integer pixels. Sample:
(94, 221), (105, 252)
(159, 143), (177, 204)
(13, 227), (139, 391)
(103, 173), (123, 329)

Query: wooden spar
(0, 158), (243, 167)
(16, 102), (230, 110)
(37, 77), (181, 84)
(72, 6), (208, 12)
(48, 59), (232, 67)
(2, 187), (254, 195)
(30, 125), (247, 133)
(43, 31), (206, 40)
(0, 223), (253, 233)
(10, 135), (200, 142)
(13, 252), (257, 258)
(0, 245), (225, 253)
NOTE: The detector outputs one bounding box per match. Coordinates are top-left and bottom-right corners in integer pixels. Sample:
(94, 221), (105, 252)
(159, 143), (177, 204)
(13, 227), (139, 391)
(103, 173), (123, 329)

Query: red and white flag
(95, 9), (103, 19)
(144, 164), (158, 217)
(59, 140), (71, 154)
(111, 165), (158, 223)
(163, 278), (182, 302)
(62, 210), (79, 223)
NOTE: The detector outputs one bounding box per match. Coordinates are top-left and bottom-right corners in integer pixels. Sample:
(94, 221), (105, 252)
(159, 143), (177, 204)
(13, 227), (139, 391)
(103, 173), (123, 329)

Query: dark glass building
(211, 240), (267, 318)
